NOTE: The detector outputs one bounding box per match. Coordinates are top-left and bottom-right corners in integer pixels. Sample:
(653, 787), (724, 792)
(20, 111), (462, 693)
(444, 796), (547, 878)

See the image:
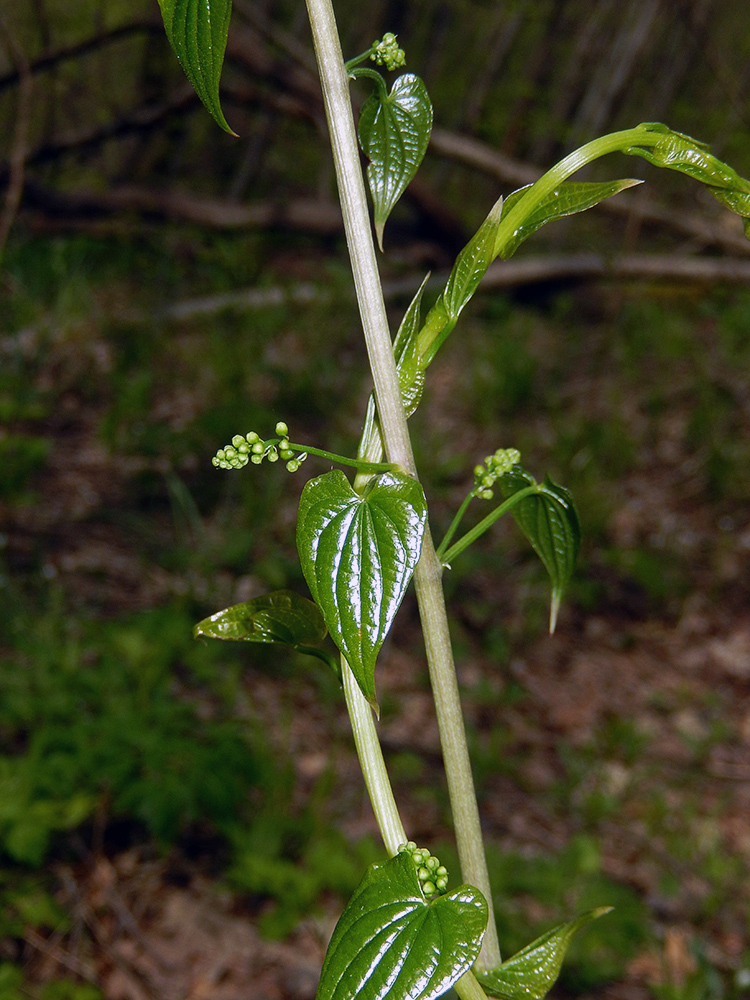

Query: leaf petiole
(344, 48), (376, 73)
(347, 65), (389, 102)
(440, 485), (541, 566)
(284, 439), (396, 472)
(435, 492), (475, 563)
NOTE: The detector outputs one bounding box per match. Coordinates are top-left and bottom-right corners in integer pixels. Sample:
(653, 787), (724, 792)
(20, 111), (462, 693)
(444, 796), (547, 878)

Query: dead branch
(21, 179), (343, 234)
(0, 19), (161, 94)
(0, 14), (32, 257)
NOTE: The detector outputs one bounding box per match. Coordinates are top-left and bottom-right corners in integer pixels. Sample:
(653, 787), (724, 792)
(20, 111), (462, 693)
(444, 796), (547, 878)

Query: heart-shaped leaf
(317, 851), (487, 1000)
(157, 0), (236, 134)
(477, 907), (611, 1000)
(498, 468), (581, 633)
(497, 179), (642, 260)
(297, 470), (427, 709)
(193, 590), (327, 645)
(359, 73), (433, 250)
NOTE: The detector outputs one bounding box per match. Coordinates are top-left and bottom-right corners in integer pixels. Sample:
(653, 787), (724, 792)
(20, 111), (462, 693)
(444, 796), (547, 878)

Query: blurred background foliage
(1, 2), (750, 999)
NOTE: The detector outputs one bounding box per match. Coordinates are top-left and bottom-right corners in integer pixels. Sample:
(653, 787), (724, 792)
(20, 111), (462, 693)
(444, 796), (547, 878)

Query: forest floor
(1, 229), (749, 1000)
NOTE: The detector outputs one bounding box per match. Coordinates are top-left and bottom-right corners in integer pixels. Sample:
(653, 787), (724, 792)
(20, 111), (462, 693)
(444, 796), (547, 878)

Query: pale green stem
(305, 0), (501, 972)
(454, 971), (492, 1000)
(342, 661), (406, 856)
(304, 0), (413, 470)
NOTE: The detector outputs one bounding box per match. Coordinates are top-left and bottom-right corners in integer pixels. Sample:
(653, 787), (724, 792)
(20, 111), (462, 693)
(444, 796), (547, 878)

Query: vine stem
(304, 0), (501, 973)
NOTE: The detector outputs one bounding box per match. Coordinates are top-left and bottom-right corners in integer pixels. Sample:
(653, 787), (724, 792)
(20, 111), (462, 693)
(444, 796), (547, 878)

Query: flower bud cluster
(398, 842), (449, 898)
(472, 447), (521, 500)
(370, 32), (406, 71)
(212, 422), (307, 473)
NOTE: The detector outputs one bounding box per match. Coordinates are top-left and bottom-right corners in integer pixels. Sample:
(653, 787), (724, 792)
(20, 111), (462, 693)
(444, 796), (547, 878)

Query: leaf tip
(375, 220), (386, 251)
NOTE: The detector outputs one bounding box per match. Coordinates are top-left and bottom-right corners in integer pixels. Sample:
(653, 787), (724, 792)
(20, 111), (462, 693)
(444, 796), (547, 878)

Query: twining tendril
(398, 841), (449, 898)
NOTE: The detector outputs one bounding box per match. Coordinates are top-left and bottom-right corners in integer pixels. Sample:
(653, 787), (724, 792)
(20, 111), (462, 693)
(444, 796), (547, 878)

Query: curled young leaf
(317, 851), (488, 1000)
(626, 123), (750, 233)
(157, 0), (236, 134)
(416, 195), (503, 365)
(497, 179), (642, 260)
(394, 272), (431, 418)
(498, 468), (581, 633)
(477, 907), (611, 1000)
(297, 471), (427, 710)
(358, 73), (433, 250)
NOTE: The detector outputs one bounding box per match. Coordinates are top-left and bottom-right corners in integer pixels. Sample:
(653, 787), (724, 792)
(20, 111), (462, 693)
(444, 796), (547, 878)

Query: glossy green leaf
(317, 851), (487, 1000)
(359, 73), (433, 250)
(626, 123), (750, 232)
(443, 194), (504, 321)
(193, 589), (327, 645)
(157, 0), (236, 134)
(417, 195), (503, 365)
(394, 273), (431, 418)
(497, 179), (642, 260)
(478, 907), (611, 1000)
(498, 468), (581, 633)
(297, 471), (427, 709)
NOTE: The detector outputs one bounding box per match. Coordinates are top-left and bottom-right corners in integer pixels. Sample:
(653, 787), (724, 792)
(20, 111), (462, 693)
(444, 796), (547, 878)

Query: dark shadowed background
(1, 2), (749, 998)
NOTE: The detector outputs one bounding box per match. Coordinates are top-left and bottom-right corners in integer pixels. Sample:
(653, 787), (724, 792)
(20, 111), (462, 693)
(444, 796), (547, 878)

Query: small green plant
(155, 1), (750, 997)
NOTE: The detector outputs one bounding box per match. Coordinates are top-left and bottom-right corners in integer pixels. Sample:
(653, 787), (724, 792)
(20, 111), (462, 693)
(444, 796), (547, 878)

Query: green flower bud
(275, 421), (289, 437)
(436, 866), (447, 878)
(251, 442), (264, 455)
(435, 875), (448, 891)
(232, 434), (244, 447)
(267, 448), (279, 463)
(425, 856), (439, 871)
(370, 32), (406, 70)
(286, 460), (300, 473)
(422, 880), (437, 896)
(417, 866), (430, 881)
(251, 454), (263, 465)
(211, 456), (220, 467)
(490, 447), (521, 476)
(246, 431), (259, 444)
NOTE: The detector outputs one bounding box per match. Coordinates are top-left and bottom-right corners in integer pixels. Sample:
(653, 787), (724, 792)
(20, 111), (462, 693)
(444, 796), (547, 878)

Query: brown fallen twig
(22, 179), (343, 233)
(152, 252), (750, 323)
(0, 19), (161, 94)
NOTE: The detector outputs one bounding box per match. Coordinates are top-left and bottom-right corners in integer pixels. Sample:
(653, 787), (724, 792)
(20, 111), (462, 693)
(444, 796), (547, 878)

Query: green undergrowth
(0, 590), (268, 862)
(2, 229), (750, 994)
